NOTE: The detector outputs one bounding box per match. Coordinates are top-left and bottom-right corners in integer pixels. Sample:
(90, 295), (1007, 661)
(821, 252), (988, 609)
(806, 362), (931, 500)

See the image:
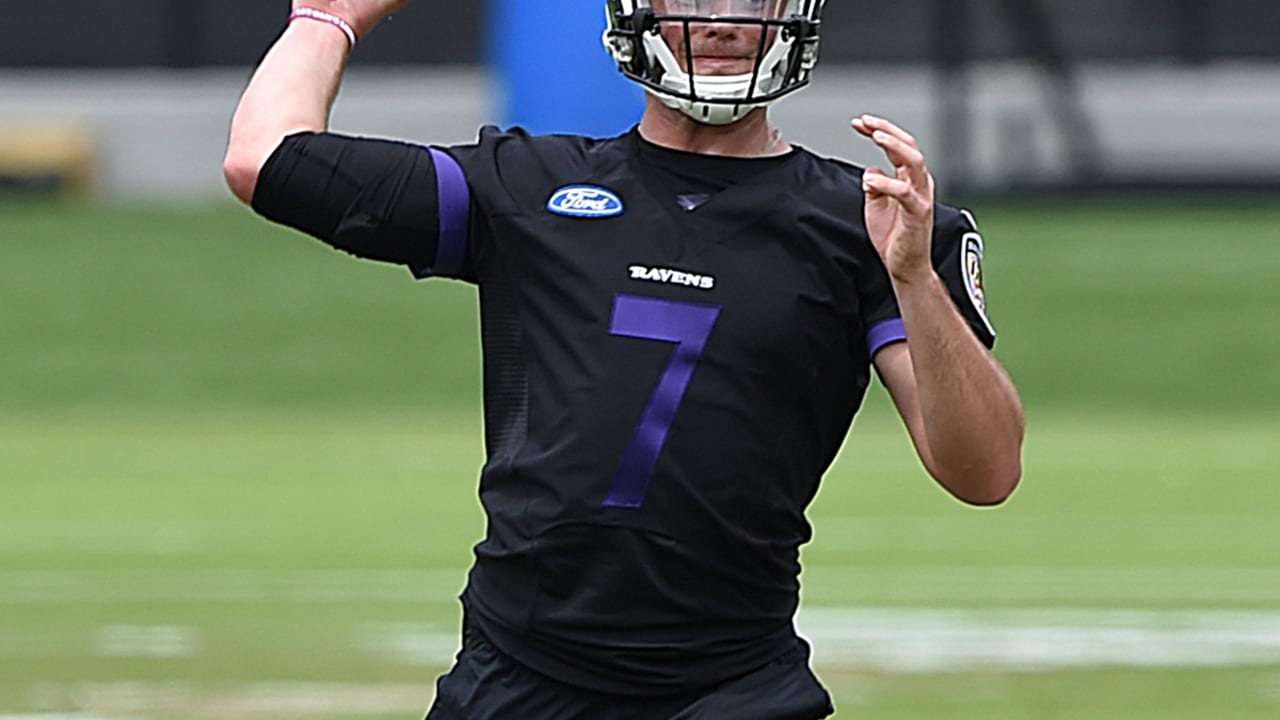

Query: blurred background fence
(2, 0), (1279, 199)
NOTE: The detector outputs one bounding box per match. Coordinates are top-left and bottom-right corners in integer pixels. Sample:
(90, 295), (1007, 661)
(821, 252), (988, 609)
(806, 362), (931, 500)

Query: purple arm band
(424, 148), (469, 278)
(866, 318), (907, 358)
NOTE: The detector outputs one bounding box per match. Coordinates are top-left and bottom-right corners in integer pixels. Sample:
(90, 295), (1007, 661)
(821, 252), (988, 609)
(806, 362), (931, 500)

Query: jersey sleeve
(861, 204), (997, 358)
(439, 126), (526, 218)
(251, 131), (474, 282)
(932, 205), (997, 349)
(856, 250), (907, 360)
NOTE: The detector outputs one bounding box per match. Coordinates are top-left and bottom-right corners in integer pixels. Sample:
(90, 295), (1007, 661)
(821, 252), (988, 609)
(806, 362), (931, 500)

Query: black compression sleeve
(251, 132), (440, 270)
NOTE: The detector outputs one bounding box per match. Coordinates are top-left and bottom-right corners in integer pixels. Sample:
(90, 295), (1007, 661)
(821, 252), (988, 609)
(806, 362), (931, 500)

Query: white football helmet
(604, 0), (826, 125)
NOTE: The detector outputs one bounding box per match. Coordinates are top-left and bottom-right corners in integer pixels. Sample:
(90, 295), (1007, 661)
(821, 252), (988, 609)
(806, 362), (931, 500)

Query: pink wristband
(290, 7), (358, 49)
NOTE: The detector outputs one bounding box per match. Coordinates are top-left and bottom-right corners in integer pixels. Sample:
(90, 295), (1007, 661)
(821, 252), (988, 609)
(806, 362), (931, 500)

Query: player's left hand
(852, 115), (935, 283)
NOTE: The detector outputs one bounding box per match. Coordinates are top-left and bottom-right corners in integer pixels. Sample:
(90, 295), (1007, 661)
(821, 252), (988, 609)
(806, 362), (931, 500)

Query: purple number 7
(605, 294), (721, 508)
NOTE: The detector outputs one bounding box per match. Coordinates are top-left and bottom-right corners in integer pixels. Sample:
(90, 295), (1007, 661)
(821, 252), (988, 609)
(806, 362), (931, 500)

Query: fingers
(863, 169), (929, 215)
(853, 115), (927, 182)
(852, 114), (917, 147)
(862, 166), (897, 196)
(852, 115), (933, 210)
(874, 131), (926, 178)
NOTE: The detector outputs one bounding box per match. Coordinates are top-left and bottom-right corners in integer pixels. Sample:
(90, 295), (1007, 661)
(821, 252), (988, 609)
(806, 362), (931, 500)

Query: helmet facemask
(605, 0), (825, 126)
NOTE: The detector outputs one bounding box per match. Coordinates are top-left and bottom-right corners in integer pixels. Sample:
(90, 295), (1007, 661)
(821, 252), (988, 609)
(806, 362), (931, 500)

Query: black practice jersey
(255, 125), (996, 696)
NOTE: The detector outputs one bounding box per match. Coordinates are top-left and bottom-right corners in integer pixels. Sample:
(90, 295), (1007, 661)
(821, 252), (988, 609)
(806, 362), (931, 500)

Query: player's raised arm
(855, 114), (1025, 506)
(223, 0), (409, 203)
(222, 1), (468, 279)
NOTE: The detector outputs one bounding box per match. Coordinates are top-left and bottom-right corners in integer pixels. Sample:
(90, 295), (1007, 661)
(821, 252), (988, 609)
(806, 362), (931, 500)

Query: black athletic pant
(425, 621), (834, 720)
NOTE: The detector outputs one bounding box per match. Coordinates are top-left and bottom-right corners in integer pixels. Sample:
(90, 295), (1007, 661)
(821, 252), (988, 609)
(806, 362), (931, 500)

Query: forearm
(224, 22), (351, 203)
(893, 270), (1025, 504)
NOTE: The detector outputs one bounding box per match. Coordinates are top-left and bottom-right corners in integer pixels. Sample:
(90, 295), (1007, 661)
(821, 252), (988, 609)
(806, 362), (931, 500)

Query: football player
(225, 1), (1025, 717)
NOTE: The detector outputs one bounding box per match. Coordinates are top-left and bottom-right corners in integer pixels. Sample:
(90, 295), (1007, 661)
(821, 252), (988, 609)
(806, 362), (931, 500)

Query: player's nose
(690, 19), (740, 41)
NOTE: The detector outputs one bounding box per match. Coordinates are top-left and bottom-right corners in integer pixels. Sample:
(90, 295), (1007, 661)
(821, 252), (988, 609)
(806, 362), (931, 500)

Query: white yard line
(354, 623), (460, 667)
(8, 612), (1280, 718)
(357, 608), (1280, 673)
(94, 626), (200, 659)
(797, 607), (1280, 672)
(4, 568), (1280, 717)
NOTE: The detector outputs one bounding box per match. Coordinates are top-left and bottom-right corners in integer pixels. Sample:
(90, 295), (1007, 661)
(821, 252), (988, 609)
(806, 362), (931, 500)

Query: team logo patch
(961, 231), (992, 331)
(547, 185), (625, 218)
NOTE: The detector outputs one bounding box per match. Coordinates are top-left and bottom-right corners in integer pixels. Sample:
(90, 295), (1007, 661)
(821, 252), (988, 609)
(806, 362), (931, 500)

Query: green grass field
(2, 201), (1279, 719)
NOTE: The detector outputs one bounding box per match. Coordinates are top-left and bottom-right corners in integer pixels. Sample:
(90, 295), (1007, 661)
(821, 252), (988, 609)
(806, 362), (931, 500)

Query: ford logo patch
(547, 185), (625, 218)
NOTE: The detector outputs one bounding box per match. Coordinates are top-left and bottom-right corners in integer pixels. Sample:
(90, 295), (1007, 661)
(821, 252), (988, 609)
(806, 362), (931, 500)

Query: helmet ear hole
(607, 35), (635, 63)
